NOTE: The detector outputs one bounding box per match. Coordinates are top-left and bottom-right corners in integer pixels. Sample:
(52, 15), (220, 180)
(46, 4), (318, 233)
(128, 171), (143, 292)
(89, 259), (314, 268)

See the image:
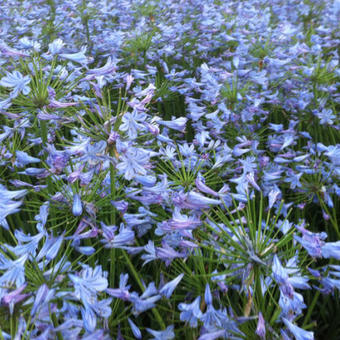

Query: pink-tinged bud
(126, 74), (134, 90)
(144, 122), (160, 135)
(1, 284), (29, 315)
(48, 99), (78, 108)
(195, 176), (218, 197)
(108, 131), (119, 144)
(322, 210), (330, 221)
(256, 312), (266, 339)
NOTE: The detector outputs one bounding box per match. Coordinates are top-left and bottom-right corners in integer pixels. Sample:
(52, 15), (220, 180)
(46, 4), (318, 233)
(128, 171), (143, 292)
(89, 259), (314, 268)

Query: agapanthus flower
(0, 41), (29, 57)
(178, 296), (203, 327)
(69, 265), (108, 304)
(294, 227), (327, 258)
(72, 193), (83, 216)
(146, 325), (175, 340)
(106, 273), (131, 301)
(14, 150), (40, 167)
(315, 108), (336, 125)
(1, 284), (29, 315)
(45, 38), (64, 55)
(157, 117), (188, 132)
(59, 47), (90, 65)
(119, 110), (146, 139)
(30, 284), (56, 317)
(101, 222), (135, 249)
(272, 255), (310, 298)
(130, 285), (161, 315)
(159, 273), (184, 299)
(117, 146), (150, 180)
(173, 191), (220, 210)
(128, 318), (142, 339)
(0, 71), (31, 98)
(36, 234), (64, 261)
(256, 312), (266, 339)
(282, 318), (314, 340)
(0, 185), (27, 229)
(0, 254), (28, 287)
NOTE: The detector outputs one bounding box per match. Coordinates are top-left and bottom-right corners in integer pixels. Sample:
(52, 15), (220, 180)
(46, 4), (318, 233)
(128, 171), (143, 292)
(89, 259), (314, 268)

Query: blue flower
(117, 147), (150, 180)
(130, 288), (161, 315)
(282, 318), (314, 340)
(157, 117), (188, 132)
(159, 273), (184, 299)
(146, 325), (175, 340)
(1, 284), (28, 315)
(119, 110), (146, 139)
(48, 39), (64, 55)
(36, 235), (63, 261)
(59, 47), (90, 65)
(0, 71), (31, 97)
(106, 273), (131, 301)
(178, 296), (203, 327)
(0, 254), (28, 287)
(31, 284), (55, 316)
(69, 265), (108, 305)
(256, 312), (266, 339)
(315, 108), (336, 125)
(101, 222), (135, 249)
(272, 255), (310, 298)
(128, 318), (142, 339)
(72, 193), (83, 216)
(321, 241), (340, 260)
(15, 151), (40, 167)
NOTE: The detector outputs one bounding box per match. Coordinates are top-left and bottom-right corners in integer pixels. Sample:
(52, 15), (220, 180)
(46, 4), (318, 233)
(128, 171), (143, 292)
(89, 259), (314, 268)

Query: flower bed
(0, 0), (339, 339)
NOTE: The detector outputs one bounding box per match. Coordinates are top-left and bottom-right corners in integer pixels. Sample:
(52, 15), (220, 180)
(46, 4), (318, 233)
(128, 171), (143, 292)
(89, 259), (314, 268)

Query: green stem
(51, 313), (64, 340)
(41, 120), (48, 145)
(302, 290), (320, 327)
(10, 314), (15, 340)
(317, 193), (340, 238)
(109, 148), (117, 287)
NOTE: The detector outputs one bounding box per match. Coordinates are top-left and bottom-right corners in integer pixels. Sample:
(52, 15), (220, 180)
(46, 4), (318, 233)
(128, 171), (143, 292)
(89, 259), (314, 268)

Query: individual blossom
(106, 273), (131, 301)
(128, 318), (142, 339)
(0, 185), (27, 229)
(0, 254), (28, 287)
(294, 226), (327, 258)
(15, 150), (40, 167)
(119, 110), (146, 139)
(1, 284), (29, 314)
(85, 57), (117, 80)
(156, 117), (188, 132)
(59, 47), (90, 65)
(48, 38), (65, 55)
(256, 312), (266, 339)
(272, 255), (310, 298)
(315, 108), (336, 125)
(130, 283), (161, 315)
(0, 71), (31, 98)
(146, 325), (175, 340)
(100, 222), (135, 249)
(178, 296), (203, 327)
(117, 147), (150, 180)
(30, 284), (56, 316)
(72, 193), (83, 217)
(69, 264), (108, 305)
(282, 318), (314, 340)
(159, 273), (184, 299)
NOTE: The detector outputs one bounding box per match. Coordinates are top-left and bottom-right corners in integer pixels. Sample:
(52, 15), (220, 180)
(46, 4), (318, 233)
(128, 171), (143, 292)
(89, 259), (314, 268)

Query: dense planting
(0, 0), (339, 339)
